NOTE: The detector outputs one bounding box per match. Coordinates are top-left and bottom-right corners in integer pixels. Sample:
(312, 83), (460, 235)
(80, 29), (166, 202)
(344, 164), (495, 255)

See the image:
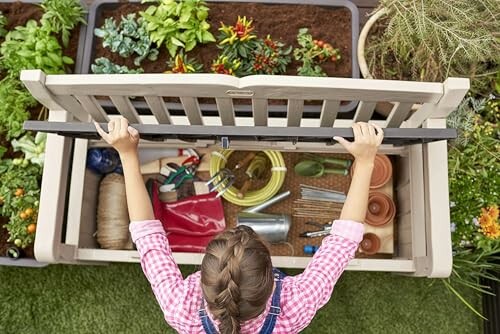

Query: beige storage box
(21, 70), (469, 278)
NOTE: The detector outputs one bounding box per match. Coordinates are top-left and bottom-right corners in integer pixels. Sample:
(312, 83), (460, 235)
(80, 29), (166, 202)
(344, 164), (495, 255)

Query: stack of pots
(351, 154), (396, 254)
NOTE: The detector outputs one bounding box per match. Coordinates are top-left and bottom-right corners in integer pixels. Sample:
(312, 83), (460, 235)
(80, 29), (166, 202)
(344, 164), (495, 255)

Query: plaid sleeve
(283, 219), (364, 332)
(129, 220), (189, 329)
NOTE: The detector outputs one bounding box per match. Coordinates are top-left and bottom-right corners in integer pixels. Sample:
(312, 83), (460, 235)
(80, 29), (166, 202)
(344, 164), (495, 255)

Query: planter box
(0, 0), (88, 268)
(82, 0), (360, 114)
(21, 69), (469, 277)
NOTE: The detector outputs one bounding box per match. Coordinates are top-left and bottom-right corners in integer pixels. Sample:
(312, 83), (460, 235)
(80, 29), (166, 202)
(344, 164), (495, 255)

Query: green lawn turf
(0, 264), (482, 334)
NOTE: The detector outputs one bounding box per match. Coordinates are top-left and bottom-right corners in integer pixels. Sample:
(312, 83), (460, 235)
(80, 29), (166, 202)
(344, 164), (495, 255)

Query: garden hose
(209, 150), (286, 206)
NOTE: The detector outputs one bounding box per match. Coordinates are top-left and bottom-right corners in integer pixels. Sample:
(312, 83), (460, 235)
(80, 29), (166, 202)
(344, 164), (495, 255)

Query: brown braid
(201, 225), (274, 334)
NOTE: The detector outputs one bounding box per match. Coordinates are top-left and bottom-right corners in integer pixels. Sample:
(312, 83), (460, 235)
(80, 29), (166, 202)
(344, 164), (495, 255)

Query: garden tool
(237, 191), (292, 243)
(294, 159), (349, 177)
(205, 168), (235, 198)
(234, 151), (257, 170)
(237, 154), (268, 199)
(161, 164), (196, 191)
(300, 221), (332, 238)
(303, 154), (352, 168)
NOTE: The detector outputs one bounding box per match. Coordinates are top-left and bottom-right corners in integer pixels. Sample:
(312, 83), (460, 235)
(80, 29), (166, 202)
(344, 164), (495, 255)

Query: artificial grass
(0, 264), (482, 334)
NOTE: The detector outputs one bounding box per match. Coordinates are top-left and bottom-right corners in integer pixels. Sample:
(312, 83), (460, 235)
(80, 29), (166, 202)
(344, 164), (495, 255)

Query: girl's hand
(334, 122), (383, 163)
(94, 117), (140, 156)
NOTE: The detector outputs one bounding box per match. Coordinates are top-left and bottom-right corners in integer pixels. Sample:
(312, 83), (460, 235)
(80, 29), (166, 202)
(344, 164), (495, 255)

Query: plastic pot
(83, 0), (360, 113)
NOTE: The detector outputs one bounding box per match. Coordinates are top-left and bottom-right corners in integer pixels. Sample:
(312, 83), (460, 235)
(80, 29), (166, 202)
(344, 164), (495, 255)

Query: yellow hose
(209, 150), (286, 206)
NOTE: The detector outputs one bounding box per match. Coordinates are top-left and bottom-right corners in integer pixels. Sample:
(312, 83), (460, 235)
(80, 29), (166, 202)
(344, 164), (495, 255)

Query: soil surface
(93, 2), (352, 76)
(0, 2), (82, 259)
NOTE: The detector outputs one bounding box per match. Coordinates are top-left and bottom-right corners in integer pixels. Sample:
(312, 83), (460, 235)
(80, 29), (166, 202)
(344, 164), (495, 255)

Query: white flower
(450, 223), (457, 232)
(472, 217), (479, 226)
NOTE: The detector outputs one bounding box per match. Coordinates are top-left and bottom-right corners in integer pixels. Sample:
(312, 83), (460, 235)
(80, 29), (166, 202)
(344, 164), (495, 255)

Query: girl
(95, 119), (383, 334)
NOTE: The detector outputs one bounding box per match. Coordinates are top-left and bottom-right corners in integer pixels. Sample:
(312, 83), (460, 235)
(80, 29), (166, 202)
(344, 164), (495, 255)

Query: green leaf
(170, 36), (185, 47)
(62, 56), (74, 65)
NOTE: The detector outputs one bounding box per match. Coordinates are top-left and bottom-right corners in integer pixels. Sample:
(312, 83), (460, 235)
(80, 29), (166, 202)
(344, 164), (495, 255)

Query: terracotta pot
(365, 192), (396, 227)
(351, 154), (392, 189)
(360, 233), (381, 255)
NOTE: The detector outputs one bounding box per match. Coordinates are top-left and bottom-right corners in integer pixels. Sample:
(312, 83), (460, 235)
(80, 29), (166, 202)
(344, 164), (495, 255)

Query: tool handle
(237, 179), (253, 199)
(324, 168), (349, 176)
(234, 152), (257, 170)
(323, 157), (352, 168)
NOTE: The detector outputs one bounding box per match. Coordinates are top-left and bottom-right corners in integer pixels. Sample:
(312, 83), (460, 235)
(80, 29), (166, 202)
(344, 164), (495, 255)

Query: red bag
(152, 181), (225, 252)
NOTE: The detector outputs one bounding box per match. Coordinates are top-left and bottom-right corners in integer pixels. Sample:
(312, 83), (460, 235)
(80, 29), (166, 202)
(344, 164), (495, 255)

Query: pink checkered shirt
(130, 219), (364, 334)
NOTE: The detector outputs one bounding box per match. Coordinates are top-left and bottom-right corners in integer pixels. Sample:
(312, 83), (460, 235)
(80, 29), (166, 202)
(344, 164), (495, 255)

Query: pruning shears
(300, 221), (333, 238)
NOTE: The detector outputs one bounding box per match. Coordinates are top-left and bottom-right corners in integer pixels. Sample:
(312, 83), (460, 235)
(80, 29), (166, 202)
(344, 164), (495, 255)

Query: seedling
(166, 53), (202, 73)
(293, 28), (341, 77)
(252, 35), (292, 75)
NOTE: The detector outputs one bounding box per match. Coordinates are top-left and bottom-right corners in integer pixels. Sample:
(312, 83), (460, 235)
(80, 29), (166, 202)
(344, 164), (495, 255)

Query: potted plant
(83, 0), (360, 112)
(357, 0), (499, 115)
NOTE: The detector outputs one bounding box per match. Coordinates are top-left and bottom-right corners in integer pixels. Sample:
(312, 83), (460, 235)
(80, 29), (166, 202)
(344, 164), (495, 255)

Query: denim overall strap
(258, 268), (285, 334)
(199, 268), (285, 334)
(199, 299), (218, 334)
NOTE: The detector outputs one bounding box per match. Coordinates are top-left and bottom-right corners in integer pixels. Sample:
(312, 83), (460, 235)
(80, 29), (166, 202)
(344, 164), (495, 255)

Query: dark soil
(0, 1), (83, 259)
(93, 2), (352, 77)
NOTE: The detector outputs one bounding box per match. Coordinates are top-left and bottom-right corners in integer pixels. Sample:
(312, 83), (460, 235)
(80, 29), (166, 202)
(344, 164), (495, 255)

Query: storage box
(21, 70), (469, 277)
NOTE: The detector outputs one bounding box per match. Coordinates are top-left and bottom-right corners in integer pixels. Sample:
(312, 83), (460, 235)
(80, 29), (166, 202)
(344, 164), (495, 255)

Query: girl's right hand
(334, 122), (383, 163)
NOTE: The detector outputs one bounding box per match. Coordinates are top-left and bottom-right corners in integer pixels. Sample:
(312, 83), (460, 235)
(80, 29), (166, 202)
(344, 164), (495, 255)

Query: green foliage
(368, 0), (500, 96)
(140, 0), (215, 57)
(94, 14), (159, 66)
(91, 57), (144, 74)
(252, 36), (291, 75)
(11, 132), (46, 166)
(445, 95), (500, 318)
(447, 96), (499, 250)
(0, 11), (7, 38)
(40, 0), (86, 47)
(0, 20), (74, 77)
(0, 158), (42, 248)
(294, 28), (341, 77)
(0, 77), (38, 140)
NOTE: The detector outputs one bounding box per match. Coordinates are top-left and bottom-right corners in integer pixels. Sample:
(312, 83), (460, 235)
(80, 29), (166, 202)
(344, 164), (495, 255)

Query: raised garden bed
(82, 0), (360, 114)
(0, 0), (87, 267)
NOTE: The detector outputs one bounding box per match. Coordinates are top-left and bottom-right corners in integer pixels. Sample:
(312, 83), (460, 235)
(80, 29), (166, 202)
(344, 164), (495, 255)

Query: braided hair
(201, 225), (274, 334)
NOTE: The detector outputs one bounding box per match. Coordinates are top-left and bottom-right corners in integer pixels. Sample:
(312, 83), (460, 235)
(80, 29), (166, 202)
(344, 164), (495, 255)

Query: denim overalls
(198, 269), (285, 334)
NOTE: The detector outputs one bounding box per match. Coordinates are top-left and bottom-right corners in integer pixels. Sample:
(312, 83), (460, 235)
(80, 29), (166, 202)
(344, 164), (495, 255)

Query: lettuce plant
(94, 14), (158, 66)
(140, 0), (215, 57)
(40, 0), (86, 47)
(0, 20), (74, 77)
(91, 57), (144, 74)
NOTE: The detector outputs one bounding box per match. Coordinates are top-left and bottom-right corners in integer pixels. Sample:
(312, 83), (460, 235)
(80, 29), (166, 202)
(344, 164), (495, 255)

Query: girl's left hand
(94, 117), (140, 156)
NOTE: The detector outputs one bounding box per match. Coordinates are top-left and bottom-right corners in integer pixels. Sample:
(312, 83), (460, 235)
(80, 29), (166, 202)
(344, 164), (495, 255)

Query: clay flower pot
(365, 192), (396, 227)
(360, 233), (381, 255)
(351, 154), (392, 189)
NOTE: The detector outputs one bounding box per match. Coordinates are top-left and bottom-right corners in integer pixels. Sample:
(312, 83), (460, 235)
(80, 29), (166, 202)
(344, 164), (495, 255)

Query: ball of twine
(97, 173), (133, 250)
